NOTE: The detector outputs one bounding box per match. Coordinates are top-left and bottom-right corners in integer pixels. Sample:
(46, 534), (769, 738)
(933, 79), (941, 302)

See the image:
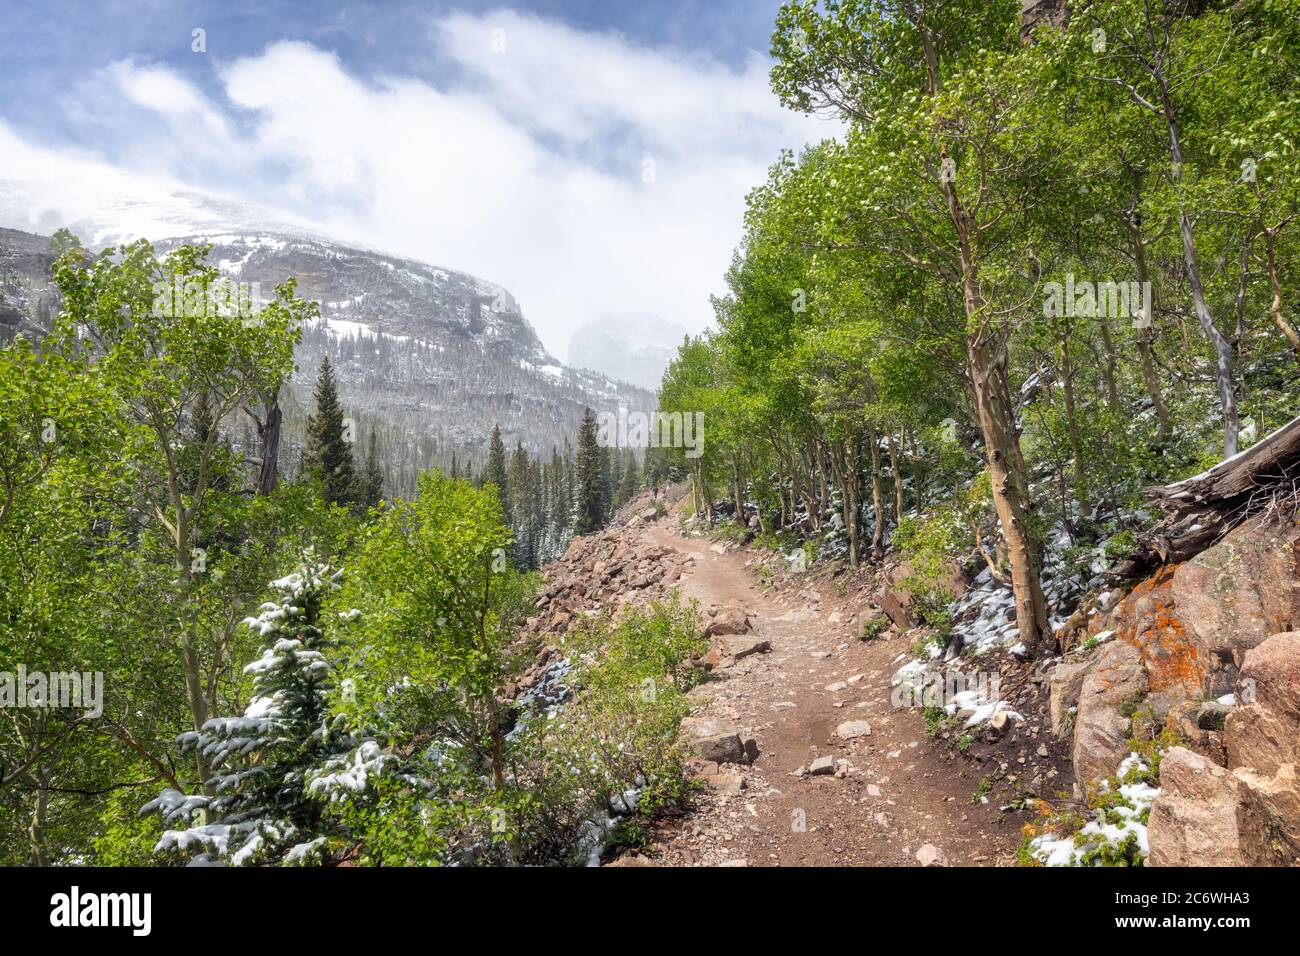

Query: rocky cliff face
(0, 228), (56, 340)
(1020, 0), (1070, 37)
(154, 232), (655, 491)
(0, 225), (655, 496)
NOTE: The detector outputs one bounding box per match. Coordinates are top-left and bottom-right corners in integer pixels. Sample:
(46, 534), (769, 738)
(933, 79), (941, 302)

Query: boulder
(1235, 763), (1300, 865)
(705, 608), (750, 637)
(1049, 656), (1096, 738)
(1168, 520), (1299, 696)
(1072, 640), (1147, 789)
(1147, 747), (1243, 867)
(1224, 704), (1297, 776)
(1239, 631), (1300, 718)
(693, 733), (748, 765)
(680, 715), (733, 739)
(724, 635), (771, 661)
(878, 561), (967, 630)
(705, 774), (746, 794)
(1104, 569), (1203, 715)
(697, 642), (725, 672)
(808, 755), (837, 776)
(1165, 700), (1207, 747)
(1195, 700), (1231, 730)
(1223, 632), (1300, 774)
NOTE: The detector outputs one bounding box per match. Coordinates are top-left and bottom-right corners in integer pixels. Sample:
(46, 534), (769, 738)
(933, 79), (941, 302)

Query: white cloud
(105, 59), (229, 139)
(0, 10), (835, 356)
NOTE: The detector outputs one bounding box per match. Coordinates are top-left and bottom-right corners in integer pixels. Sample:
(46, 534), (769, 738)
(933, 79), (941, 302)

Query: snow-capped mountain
(0, 178), (654, 494)
(567, 313), (689, 391)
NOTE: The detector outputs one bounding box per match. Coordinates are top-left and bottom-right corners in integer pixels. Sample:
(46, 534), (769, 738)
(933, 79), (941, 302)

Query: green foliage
(545, 595), (707, 836)
(860, 614), (889, 641)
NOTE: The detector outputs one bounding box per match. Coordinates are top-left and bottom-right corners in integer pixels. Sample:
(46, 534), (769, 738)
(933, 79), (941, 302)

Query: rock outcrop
(1090, 516), (1299, 713)
(1076, 511), (1300, 864)
(1149, 631), (1300, 866)
(1147, 747), (1242, 866)
(1072, 640), (1147, 789)
(1048, 656), (1095, 738)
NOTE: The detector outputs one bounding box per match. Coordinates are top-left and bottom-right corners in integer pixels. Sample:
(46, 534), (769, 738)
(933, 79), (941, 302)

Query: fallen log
(1113, 413), (1300, 578)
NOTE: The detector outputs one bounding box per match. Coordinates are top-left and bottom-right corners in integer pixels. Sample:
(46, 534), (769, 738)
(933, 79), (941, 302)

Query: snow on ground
(1028, 753), (1159, 866)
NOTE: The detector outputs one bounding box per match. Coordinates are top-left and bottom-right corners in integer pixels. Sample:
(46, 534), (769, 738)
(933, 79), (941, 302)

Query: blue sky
(0, 1), (834, 355)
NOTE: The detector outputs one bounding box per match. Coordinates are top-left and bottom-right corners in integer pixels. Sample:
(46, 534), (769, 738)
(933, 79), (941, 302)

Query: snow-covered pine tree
(144, 552), (391, 866)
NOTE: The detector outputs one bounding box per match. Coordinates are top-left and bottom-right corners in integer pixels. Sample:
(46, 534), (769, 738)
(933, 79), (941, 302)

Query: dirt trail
(642, 523), (1021, 867)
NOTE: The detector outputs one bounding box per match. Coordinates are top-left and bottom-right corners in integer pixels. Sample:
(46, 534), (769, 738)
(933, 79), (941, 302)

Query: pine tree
(507, 441), (532, 568)
(303, 356), (356, 506)
(618, 449), (641, 505)
(574, 407), (603, 534)
(485, 423), (509, 516)
(144, 555), (390, 866)
(598, 443), (614, 523)
(359, 429), (384, 507)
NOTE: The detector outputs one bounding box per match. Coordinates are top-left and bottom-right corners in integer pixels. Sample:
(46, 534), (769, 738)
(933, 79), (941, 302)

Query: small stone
(916, 843), (948, 867)
(808, 755), (837, 775)
(836, 720), (873, 740)
(706, 774), (747, 794)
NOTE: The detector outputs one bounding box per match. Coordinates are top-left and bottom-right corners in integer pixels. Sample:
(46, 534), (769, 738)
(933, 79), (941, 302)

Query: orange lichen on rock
(1103, 564), (1206, 706)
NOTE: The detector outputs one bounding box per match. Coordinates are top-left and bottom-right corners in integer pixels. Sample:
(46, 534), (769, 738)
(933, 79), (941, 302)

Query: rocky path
(639, 524), (1021, 867)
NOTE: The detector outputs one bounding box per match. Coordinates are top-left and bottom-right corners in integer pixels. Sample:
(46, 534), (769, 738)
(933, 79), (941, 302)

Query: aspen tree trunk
(887, 430), (904, 520)
(1129, 216), (1172, 440)
(170, 494), (215, 791)
(907, 423), (923, 512)
(941, 163), (1053, 652)
(1058, 325), (1088, 509)
(968, 337), (1053, 652)
(746, 449), (768, 533)
(1264, 228), (1300, 362)
(831, 439), (861, 568)
(254, 389), (282, 495)
(731, 455), (744, 526)
(909, 1), (1051, 650)
(868, 427), (886, 561)
(1096, 314), (1122, 414)
(1158, 84), (1238, 457)
(846, 439), (861, 568)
